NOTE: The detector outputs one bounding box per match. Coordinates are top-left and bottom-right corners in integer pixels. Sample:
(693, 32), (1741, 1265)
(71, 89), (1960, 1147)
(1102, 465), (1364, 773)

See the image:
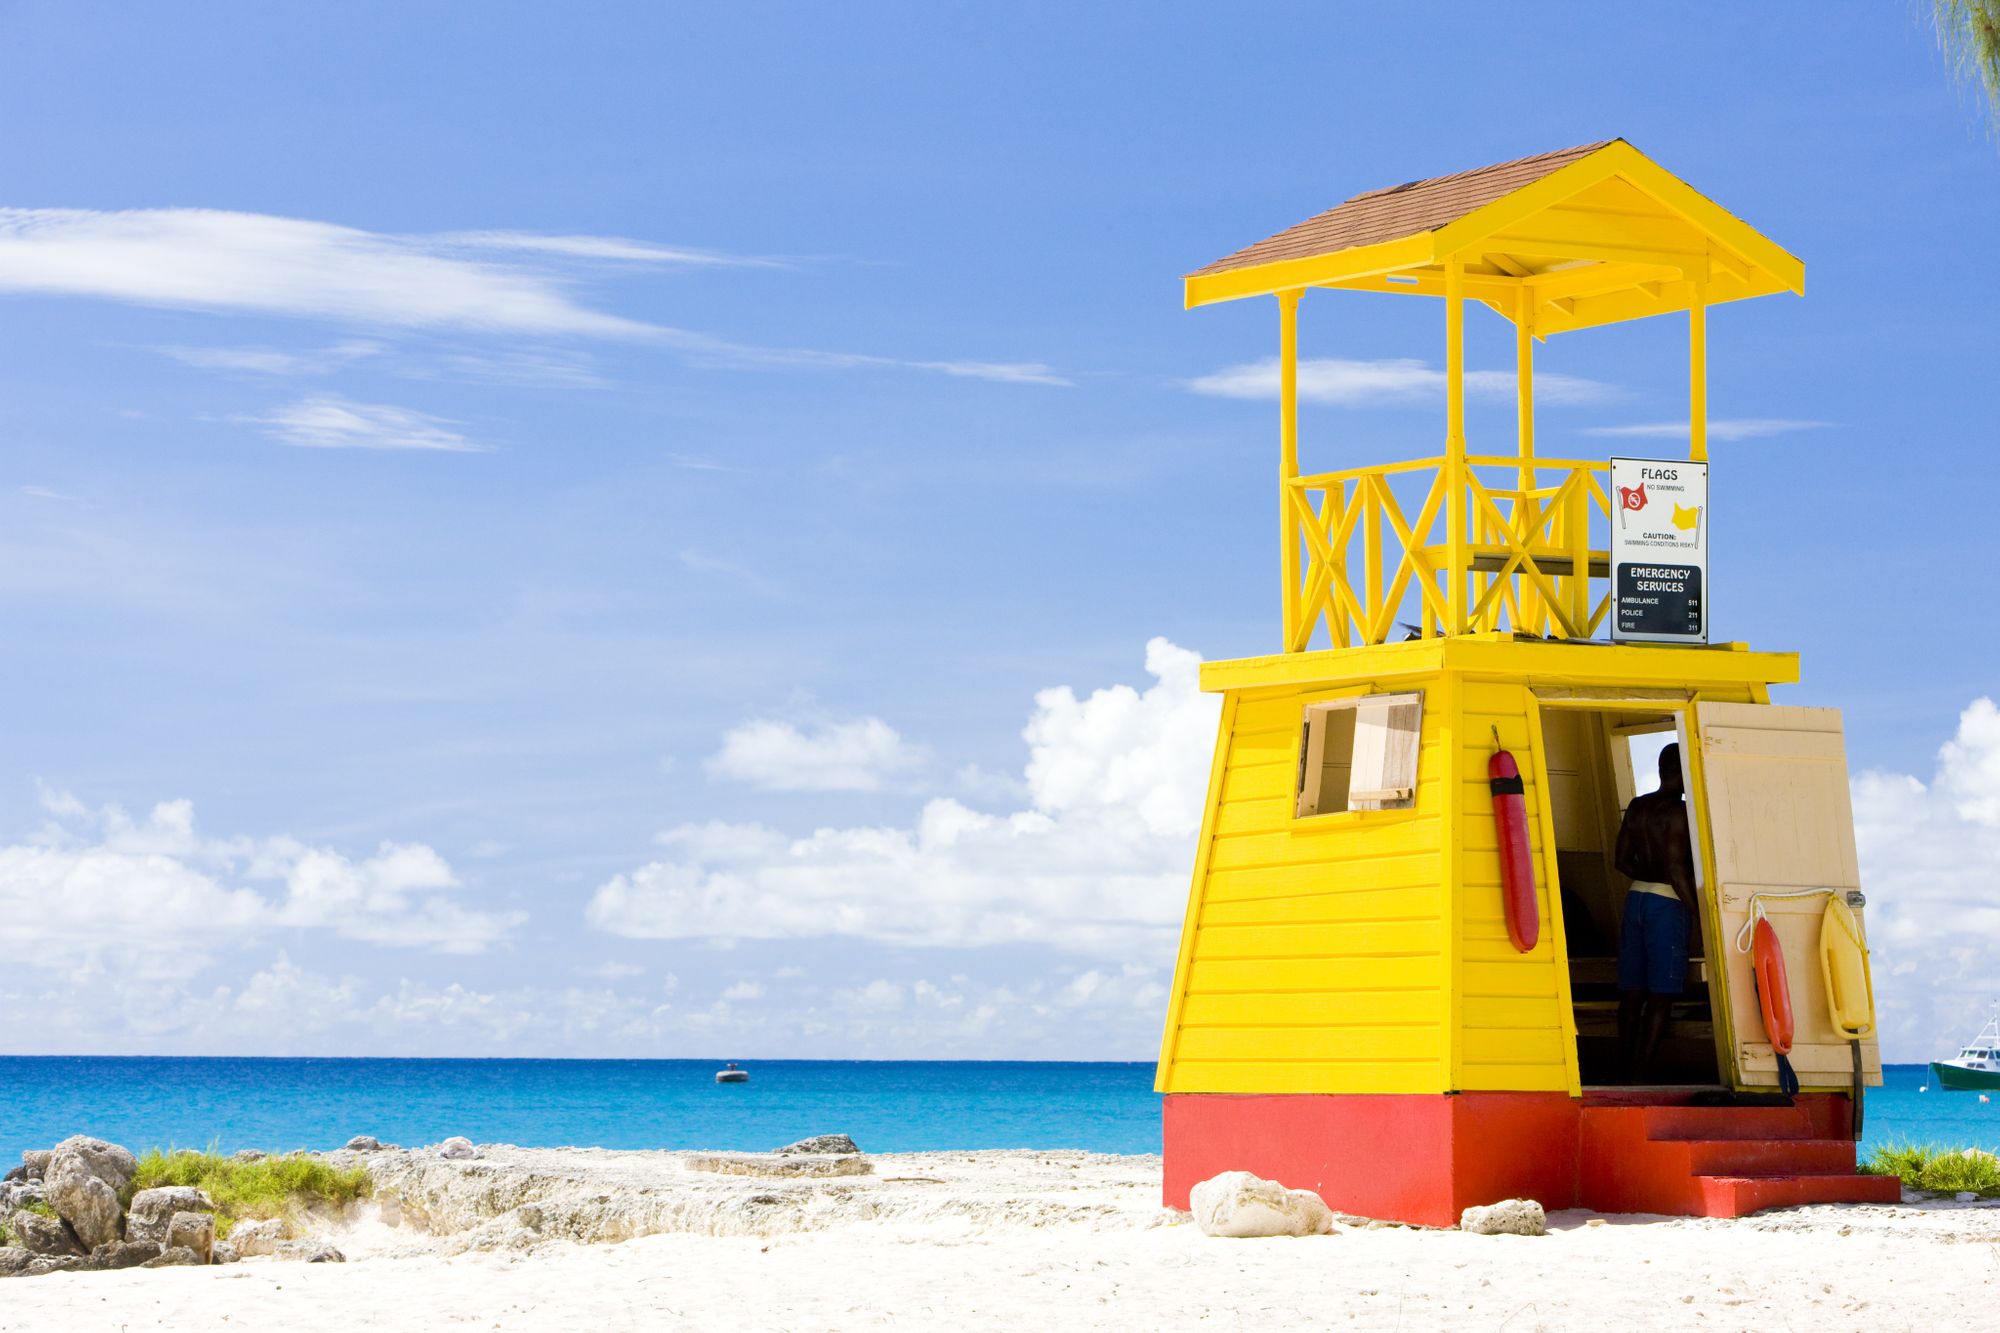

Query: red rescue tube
(1488, 744), (1538, 953)
(1753, 916), (1795, 1055)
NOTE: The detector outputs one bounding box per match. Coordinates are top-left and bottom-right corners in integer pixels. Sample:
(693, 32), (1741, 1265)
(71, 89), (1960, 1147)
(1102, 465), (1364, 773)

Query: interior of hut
(1543, 703), (1723, 1088)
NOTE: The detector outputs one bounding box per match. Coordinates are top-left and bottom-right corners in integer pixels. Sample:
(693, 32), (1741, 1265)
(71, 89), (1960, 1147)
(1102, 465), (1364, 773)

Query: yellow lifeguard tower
(1156, 141), (1893, 1223)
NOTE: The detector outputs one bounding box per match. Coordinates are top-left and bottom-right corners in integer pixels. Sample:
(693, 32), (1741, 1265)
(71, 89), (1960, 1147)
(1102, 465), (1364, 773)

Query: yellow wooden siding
(1158, 674), (1449, 1094)
(1453, 679), (1577, 1092)
(1158, 648), (1803, 1102)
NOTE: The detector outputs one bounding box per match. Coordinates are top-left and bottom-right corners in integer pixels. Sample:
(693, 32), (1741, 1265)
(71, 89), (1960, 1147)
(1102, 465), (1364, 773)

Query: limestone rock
(165, 1210), (215, 1263)
(19, 1151), (50, 1181)
(85, 1240), (161, 1270)
(0, 1246), (82, 1278)
(684, 1152), (873, 1179)
(2, 1166), (22, 1183)
(776, 1134), (861, 1156)
(229, 1218), (284, 1256)
(1459, 1198), (1547, 1236)
(232, 1149), (267, 1162)
(438, 1137), (481, 1160)
(127, 1186), (217, 1246)
(9, 1210), (83, 1257)
(44, 1136), (137, 1251)
(143, 1245), (203, 1268)
(1189, 1171), (1335, 1239)
(344, 1135), (383, 1152)
(1, 1181), (45, 1214)
(273, 1240), (345, 1263)
(212, 1240), (240, 1264)
(48, 1136), (137, 1191)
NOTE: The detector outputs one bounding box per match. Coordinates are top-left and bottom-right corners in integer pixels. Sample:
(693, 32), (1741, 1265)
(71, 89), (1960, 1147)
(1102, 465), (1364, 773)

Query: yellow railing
(1282, 455), (1614, 650)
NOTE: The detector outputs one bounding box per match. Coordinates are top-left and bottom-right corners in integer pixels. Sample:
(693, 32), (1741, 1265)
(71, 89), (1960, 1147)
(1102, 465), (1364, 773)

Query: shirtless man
(1613, 743), (1700, 1083)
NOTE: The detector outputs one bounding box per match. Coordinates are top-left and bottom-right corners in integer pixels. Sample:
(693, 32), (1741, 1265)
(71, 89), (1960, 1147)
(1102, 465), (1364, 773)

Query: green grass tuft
(131, 1149), (372, 1237)
(1862, 1142), (2000, 1196)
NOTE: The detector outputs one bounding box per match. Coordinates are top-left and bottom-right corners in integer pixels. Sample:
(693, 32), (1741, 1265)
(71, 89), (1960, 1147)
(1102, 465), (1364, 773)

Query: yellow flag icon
(1671, 503), (1701, 531)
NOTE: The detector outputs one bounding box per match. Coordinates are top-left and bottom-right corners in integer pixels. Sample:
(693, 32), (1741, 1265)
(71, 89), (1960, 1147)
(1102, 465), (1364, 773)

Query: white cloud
(706, 716), (925, 792)
(1854, 699), (2000, 1060)
(1187, 356), (1616, 407)
(720, 980), (765, 1002)
(0, 207), (653, 336)
(237, 395), (483, 452)
(658, 329), (1073, 387)
(580, 961), (645, 981)
(0, 208), (1068, 389)
(589, 638), (1219, 957)
(435, 231), (781, 268)
(838, 978), (906, 1011)
(1581, 419), (1828, 441)
(666, 452), (730, 472)
(158, 340), (386, 375)
(0, 795), (520, 968)
(0, 951), (1167, 1058)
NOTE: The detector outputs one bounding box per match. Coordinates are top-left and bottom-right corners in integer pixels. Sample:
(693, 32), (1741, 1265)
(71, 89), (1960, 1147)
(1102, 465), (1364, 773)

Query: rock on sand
(1459, 1198), (1547, 1236)
(1189, 1171), (1335, 1238)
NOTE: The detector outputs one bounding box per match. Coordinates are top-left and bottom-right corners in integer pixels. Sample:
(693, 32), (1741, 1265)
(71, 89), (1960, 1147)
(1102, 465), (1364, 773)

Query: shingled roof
(1190, 141), (1616, 280)
(1182, 140), (1803, 332)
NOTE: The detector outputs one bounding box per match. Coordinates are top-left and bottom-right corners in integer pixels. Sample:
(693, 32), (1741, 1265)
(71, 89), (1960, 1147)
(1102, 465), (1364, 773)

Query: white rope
(1730, 888), (1838, 955)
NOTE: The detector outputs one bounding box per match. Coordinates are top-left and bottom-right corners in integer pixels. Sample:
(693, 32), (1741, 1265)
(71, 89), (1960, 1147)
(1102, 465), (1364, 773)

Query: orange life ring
(1752, 914), (1800, 1095)
(1753, 916), (1794, 1054)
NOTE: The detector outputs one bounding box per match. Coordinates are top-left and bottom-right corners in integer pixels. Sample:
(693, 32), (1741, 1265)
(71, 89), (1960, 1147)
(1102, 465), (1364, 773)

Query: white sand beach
(4, 1144), (1997, 1331)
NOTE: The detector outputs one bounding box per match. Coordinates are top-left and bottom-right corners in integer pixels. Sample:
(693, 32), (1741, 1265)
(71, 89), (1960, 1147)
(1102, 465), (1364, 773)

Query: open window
(1295, 692), (1423, 816)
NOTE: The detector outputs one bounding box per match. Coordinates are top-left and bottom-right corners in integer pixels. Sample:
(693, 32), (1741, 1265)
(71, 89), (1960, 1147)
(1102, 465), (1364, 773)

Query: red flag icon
(1617, 482), (1648, 512)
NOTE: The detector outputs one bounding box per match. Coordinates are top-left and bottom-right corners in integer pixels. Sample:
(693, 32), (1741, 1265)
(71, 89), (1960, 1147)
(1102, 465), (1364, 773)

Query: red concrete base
(1163, 1090), (1889, 1226)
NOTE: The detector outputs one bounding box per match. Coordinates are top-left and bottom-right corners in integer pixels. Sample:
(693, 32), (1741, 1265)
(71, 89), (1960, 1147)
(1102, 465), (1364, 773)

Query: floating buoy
(1981, 1094), (1990, 1104)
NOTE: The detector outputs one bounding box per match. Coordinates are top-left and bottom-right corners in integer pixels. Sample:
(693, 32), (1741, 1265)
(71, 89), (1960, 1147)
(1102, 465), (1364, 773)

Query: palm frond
(1934, 0), (2000, 134)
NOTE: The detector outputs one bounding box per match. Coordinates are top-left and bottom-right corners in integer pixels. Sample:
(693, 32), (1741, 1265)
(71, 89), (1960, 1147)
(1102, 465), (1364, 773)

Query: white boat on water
(1931, 1006), (2000, 1091)
(715, 1062), (749, 1083)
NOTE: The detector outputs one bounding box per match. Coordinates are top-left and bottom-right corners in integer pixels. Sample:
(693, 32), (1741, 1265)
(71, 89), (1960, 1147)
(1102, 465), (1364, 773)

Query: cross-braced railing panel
(1284, 456), (1614, 650)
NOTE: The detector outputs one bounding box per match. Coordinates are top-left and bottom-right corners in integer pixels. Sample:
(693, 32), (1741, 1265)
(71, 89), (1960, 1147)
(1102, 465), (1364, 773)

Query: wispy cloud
(1187, 356), (1616, 407)
(0, 207), (1070, 388)
(666, 452), (731, 472)
(0, 207), (653, 336)
(236, 396), (485, 452)
(157, 339), (386, 376)
(1581, 418), (1829, 442)
(438, 231), (783, 268)
(20, 485), (76, 501)
(411, 347), (607, 389)
(660, 329), (1074, 387)
(677, 548), (780, 596)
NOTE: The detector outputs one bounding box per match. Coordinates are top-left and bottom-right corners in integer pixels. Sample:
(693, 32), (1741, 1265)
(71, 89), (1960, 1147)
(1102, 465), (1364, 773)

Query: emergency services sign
(1609, 457), (1708, 644)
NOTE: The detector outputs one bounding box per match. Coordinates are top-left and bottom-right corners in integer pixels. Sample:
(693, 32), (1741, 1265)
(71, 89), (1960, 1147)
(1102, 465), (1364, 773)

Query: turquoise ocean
(0, 1058), (1989, 1169)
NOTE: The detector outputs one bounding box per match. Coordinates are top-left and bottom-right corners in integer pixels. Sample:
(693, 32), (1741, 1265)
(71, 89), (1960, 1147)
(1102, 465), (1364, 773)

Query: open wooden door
(1693, 702), (1883, 1090)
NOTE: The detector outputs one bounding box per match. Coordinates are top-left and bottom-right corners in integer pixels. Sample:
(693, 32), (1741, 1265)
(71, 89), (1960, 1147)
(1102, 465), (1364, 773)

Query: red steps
(1578, 1097), (1899, 1217)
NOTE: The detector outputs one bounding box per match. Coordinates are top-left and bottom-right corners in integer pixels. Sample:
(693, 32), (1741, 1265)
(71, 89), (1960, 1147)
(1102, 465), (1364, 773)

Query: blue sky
(0, 2), (1994, 1061)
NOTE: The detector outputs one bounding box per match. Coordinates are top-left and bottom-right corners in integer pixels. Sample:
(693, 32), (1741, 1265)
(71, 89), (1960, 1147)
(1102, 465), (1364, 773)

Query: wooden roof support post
(1278, 289), (1303, 649)
(1444, 257), (1467, 635)
(1514, 291), (1541, 631)
(1515, 294), (1536, 509)
(1689, 275), (1708, 463)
